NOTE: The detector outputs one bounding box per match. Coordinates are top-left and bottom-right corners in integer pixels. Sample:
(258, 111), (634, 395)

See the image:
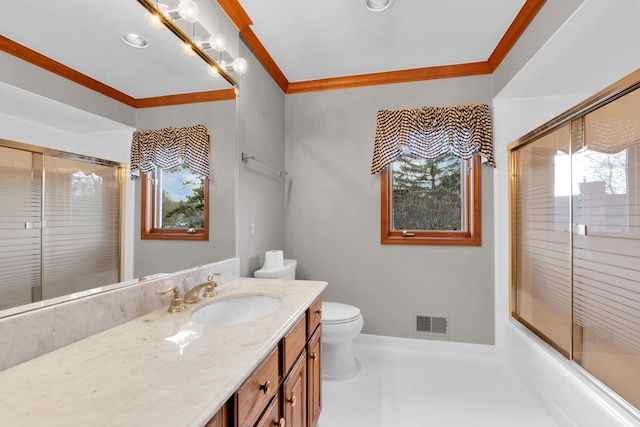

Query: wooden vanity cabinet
(306, 325), (322, 427)
(255, 394), (283, 427)
(282, 352), (307, 427)
(209, 295), (323, 427)
(235, 347), (280, 427)
(306, 296), (322, 427)
(205, 400), (230, 427)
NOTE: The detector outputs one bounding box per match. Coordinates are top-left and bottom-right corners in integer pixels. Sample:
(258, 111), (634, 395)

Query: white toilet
(254, 257), (364, 381)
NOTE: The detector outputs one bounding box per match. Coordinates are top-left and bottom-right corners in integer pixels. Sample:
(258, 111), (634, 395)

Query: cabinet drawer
(307, 296), (323, 337)
(255, 395), (282, 427)
(282, 315), (307, 376)
(236, 347), (280, 427)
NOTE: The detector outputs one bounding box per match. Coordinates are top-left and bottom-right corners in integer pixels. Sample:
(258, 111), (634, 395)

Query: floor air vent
(415, 315), (448, 335)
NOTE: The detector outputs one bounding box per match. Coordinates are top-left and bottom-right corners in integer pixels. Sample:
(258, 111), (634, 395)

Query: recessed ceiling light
(364, 0), (393, 12)
(121, 32), (148, 49)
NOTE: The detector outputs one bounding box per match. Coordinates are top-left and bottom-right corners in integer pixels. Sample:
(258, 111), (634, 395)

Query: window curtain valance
(370, 103), (495, 174)
(130, 124), (210, 179)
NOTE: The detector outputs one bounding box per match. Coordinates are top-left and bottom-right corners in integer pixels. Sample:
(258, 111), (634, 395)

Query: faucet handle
(203, 272), (222, 298)
(207, 272), (222, 281)
(156, 286), (185, 313)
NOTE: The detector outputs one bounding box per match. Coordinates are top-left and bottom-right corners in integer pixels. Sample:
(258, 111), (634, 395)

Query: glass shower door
(0, 143), (122, 310)
(572, 88), (640, 408)
(0, 147), (43, 309)
(513, 123), (573, 356)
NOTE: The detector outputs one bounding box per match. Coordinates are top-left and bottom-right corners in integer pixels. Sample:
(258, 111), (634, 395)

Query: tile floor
(318, 335), (559, 427)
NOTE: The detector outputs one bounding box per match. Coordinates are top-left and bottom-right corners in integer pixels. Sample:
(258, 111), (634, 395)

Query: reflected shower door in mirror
(0, 142), (124, 311)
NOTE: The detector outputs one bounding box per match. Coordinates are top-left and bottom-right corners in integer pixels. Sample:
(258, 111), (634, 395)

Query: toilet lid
(322, 302), (361, 324)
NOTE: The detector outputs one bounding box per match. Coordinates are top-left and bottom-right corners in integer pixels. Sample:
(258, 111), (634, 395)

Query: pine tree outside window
(381, 153), (480, 245)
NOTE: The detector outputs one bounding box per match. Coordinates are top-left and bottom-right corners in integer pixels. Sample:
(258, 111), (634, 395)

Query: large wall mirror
(0, 0), (240, 316)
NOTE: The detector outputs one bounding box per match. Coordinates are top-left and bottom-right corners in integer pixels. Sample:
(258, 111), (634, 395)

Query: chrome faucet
(183, 272), (222, 304)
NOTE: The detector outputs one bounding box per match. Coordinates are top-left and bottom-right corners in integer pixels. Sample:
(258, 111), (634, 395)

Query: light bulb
(177, 0), (199, 23)
(145, 4), (169, 28)
(208, 65), (219, 76)
(232, 57), (248, 74)
(181, 42), (197, 56)
(211, 36), (226, 52)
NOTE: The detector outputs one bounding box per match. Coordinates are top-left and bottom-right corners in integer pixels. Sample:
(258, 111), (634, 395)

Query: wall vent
(415, 315), (448, 335)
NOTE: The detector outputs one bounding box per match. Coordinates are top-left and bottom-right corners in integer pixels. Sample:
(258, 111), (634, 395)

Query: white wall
(491, 0), (640, 424)
(284, 75), (496, 344)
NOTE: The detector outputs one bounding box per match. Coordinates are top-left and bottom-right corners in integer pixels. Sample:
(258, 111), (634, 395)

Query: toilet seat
(322, 302), (361, 324)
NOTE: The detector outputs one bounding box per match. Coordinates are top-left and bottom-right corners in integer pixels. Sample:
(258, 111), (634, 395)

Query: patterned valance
(130, 124), (210, 179)
(370, 104), (495, 174)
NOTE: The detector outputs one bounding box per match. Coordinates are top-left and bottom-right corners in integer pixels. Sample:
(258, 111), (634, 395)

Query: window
(371, 104), (492, 246)
(381, 153), (480, 245)
(141, 163), (209, 241)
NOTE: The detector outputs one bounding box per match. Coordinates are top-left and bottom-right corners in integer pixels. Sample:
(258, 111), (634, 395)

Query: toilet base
(321, 340), (360, 381)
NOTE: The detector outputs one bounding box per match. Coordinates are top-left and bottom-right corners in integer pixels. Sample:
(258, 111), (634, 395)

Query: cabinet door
(282, 351), (307, 427)
(307, 325), (322, 427)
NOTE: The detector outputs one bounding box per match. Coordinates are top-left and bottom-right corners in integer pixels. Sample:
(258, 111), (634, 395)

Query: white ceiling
(4, 0), (639, 135)
(1, 0), (526, 98)
(238, 0), (526, 82)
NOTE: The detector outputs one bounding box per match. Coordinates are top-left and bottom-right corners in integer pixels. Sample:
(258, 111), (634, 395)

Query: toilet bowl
(254, 255), (364, 381)
(320, 302), (363, 380)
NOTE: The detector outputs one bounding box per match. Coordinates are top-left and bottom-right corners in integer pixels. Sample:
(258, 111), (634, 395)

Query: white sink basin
(190, 295), (282, 325)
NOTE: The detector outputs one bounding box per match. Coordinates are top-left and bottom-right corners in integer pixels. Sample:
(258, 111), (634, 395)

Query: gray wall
(133, 101), (238, 277)
(0, 51), (135, 128)
(284, 76), (495, 344)
(237, 41), (287, 277)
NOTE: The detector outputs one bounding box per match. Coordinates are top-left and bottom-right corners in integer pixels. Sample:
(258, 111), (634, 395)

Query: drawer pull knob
(260, 380), (271, 394)
(310, 352), (317, 361)
(288, 394), (296, 407)
(275, 418), (285, 427)
(316, 308), (322, 316)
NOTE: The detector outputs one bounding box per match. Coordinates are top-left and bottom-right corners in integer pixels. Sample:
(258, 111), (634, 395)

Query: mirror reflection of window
(155, 163), (206, 230)
(141, 164), (209, 241)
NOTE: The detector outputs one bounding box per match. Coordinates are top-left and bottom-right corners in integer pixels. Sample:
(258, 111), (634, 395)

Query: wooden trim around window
(141, 172), (210, 241)
(380, 155), (481, 246)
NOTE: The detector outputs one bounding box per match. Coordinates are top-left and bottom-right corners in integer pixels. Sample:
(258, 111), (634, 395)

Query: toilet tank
(254, 259), (297, 279)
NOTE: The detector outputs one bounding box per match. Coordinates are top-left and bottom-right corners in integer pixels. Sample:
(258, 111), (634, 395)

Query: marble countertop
(0, 277), (326, 427)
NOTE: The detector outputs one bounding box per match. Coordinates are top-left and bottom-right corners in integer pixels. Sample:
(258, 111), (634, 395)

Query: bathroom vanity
(0, 266), (326, 427)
